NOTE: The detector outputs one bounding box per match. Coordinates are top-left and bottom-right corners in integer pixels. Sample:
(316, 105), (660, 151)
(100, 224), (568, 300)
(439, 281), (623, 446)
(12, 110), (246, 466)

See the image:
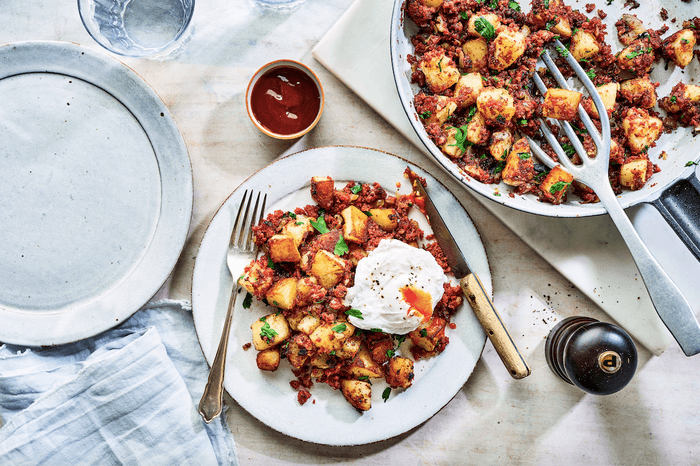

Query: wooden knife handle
(460, 273), (531, 379)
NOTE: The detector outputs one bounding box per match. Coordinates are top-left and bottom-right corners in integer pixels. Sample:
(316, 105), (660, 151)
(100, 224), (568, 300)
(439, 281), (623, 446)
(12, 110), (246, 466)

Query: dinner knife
(411, 175), (531, 379)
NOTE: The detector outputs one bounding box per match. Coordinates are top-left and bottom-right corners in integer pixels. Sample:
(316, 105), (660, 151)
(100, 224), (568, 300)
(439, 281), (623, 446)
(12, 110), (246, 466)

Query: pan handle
(650, 173), (700, 263)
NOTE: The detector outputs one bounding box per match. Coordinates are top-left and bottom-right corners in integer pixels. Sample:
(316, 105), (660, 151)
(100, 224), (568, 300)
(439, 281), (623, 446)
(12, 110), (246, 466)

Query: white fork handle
(597, 188), (700, 356)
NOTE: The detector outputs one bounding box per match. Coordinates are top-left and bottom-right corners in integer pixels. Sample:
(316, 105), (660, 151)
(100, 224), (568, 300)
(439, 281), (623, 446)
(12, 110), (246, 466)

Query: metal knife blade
(411, 175), (531, 379)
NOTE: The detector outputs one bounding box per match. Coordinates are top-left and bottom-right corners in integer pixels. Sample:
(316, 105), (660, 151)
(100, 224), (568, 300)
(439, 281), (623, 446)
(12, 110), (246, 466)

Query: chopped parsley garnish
(448, 125), (474, 153)
(494, 161), (506, 174)
(561, 144), (576, 156)
(419, 111), (432, 119)
(555, 45), (569, 57)
(420, 328), (428, 337)
(586, 70), (596, 79)
(346, 308), (364, 320)
(386, 348), (396, 358)
(243, 292), (253, 309)
(332, 323), (348, 333)
(686, 161), (699, 167)
(625, 47), (653, 60)
(382, 387), (391, 403)
(310, 215), (330, 234)
(543, 0), (550, 8)
(518, 152), (531, 160)
(359, 375), (370, 381)
(370, 328), (384, 333)
(363, 210), (373, 216)
(682, 38), (690, 44)
(519, 118), (528, 125)
(460, 11), (468, 19)
(489, 0), (498, 8)
(267, 257), (278, 270)
(394, 334), (406, 346)
(285, 211), (297, 219)
(549, 181), (571, 193)
(334, 234), (349, 256)
(509, 0), (521, 11)
(534, 171), (549, 183)
(350, 183), (362, 194)
(474, 17), (496, 40)
(260, 322), (278, 341)
(670, 96), (678, 103)
(437, 58), (443, 72)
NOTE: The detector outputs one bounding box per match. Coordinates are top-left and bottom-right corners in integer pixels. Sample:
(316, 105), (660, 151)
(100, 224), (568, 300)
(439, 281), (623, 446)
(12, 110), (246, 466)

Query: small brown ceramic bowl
(246, 59), (324, 140)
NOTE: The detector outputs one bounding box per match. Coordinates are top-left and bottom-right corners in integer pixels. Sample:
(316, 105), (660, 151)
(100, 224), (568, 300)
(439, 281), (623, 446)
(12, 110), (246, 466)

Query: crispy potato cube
(476, 88), (515, 122)
(347, 342), (383, 378)
(408, 317), (447, 352)
(467, 14), (500, 38)
(661, 83), (700, 113)
(311, 353), (334, 369)
(540, 165), (574, 204)
(502, 138), (535, 187)
(267, 234), (301, 263)
(454, 73), (483, 108)
(341, 206), (369, 243)
(489, 129), (514, 161)
(428, 96), (458, 126)
(368, 208), (399, 232)
(284, 308), (305, 331)
(367, 333), (394, 365)
(466, 111), (490, 145)
(385, 357), (415, 389)
(617, 41), (654, 73)
(420, 50), (460, 94)
(309, 250), (347, 288)
(665, 29), (696, 68)
(256, 347), (281, 371)
(585, 82), (619, 119)
(284, 340), (310, 369)
(489, 29), (527, 71)
(617, 14), (646, 46)
(295, 277), (321, 307)
(311, 176), (335, 210)
(251, 313), (290, 350)
(570, 29), (600, 61)
(265, 277), (297, 310)
(297, 314), (321, 335)
(341, 379), (372, 412)
(238, 260), (274, 297)
(309, 321), (355, 353)
(621, 108), (662, 154)
(550, 18), (572, 38)
(461, 38), (489, 73)
(619, 77), (657, 109)
(422, 0), (442, 6)
(542, 88), (583, 121)
(336, 335), (362, 359)
(281, 215), (314, 248)
(620, 158), (650, 190)
(440, 127), (463, 158)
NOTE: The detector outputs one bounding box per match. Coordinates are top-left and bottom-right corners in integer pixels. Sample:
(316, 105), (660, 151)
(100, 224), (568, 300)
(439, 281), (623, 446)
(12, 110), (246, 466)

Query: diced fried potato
(309, 250), (347, 288)
(368, 208), (399, 232)
(542, 88), (583, 121)
(310, 353), (334, 369)
(620, 158), (650, 190)
(408, 317), (447, 352)
(385, 357), (415, 389)
(295, 277), (320, 307)
(238, 260), (274, 297)
(310, 176), (335, 210)
(540, 165), (574, 204)
(341, 206), (369, 243)
(461, 38), (489, 72)
(586, 82), (619, 118)
(621, 108), (662, 154)
(662, 83), (700, 113)
(570, 29), (600, 61)
(441, 127), (463, 158)
(309, 321), (355, 353)
(467, 14), (500, 38)
(454, 73), (483, 108)
(256, 347), (281, 371)
(476, 87), (515, 122)
(341, 379), (372, 412)
(550, 18), (572, 38)
(281, 215), (314, 248)
(422, 0), (442, 7)
(284, 340), (310, 369)
(490, 29), (527, 71)
(617, 14), (646, 46)
(665, 29), (696, 68)
(251, 313), (291, 350)
(502, 138), (535, 186)
(617, 41), (654, 73)
(367, 333), (394, 365)
(265, 277), (297, 310)
(284, 308), (305, 331)
(467, 112), (490, 145)
(336, 335), (362, 359)
(619, 77), (657, 109)
(346, 342), (383, 378)
(489, 129), (514, 161)
(267, 234), (301, 263)
(297, 314), (321, 335)
(348, 243), (368, 267)
(420, 50), (460, 94)
(424, 95), (458, 126)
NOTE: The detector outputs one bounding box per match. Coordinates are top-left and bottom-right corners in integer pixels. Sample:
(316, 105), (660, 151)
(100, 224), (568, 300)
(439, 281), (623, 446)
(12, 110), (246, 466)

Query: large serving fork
(199, 189), (267, 423)
(527, 40), (700, 356)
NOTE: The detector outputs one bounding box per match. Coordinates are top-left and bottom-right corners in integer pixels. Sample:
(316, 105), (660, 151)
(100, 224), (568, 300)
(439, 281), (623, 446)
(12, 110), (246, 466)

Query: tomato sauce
(250, 66), (321, 135)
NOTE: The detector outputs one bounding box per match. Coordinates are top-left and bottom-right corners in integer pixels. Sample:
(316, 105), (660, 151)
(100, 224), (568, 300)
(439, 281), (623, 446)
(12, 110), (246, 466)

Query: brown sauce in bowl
(250, 66), (321, 136)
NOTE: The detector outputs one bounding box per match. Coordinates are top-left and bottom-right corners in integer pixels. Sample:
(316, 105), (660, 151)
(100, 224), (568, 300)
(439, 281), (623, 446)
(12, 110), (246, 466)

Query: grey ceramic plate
(191, 146), (488, 445)
(0, 41), (193, 346)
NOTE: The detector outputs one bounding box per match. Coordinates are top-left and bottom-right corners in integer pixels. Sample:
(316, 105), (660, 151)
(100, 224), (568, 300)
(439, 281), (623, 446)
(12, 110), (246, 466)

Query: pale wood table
(3, 1), (700, 464)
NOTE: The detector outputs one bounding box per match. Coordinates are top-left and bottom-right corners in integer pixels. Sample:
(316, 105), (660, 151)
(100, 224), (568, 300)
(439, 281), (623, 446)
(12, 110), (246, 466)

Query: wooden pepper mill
(545, 316), (638, 395)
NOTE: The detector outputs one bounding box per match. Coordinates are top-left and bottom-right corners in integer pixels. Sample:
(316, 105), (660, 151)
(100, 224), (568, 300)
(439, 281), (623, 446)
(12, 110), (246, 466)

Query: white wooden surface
(3, 1), (700, 464)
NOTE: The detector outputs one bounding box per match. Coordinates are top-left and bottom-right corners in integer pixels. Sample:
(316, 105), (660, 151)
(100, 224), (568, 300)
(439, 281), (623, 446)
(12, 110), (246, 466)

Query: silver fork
(527, 39), (700, 356)
(199, 189), (267, 423)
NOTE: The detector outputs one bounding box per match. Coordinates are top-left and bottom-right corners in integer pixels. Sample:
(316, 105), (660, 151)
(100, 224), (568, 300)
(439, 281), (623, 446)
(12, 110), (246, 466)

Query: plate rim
(191, 145), (489, 446)
(0, 40), (193, 346)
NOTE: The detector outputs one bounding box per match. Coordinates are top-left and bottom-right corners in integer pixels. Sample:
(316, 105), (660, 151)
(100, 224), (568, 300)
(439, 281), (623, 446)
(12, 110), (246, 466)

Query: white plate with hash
(191, 146), (488, 445)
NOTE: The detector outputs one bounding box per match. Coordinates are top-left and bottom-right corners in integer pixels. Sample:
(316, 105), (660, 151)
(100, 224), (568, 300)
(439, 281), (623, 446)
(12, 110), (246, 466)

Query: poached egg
(344, 239), (447, 334)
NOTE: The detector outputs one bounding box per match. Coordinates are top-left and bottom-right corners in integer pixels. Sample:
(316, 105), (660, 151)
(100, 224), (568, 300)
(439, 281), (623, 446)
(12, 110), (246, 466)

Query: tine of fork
(525, 136), (557, 168)
(237, 192), (254, 249)
(230, 190), (248, 248)
(534, 117), (581, 175)
(246, 192), (262, 251)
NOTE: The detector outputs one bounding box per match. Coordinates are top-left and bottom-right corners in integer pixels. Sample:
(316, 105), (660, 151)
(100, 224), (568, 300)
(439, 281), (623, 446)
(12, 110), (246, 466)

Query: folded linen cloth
(0, 300), (238, 466)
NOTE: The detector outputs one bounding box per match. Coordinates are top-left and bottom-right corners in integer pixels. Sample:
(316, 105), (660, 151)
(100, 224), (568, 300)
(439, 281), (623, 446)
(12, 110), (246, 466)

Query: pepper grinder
(545, 316), (638, 395)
